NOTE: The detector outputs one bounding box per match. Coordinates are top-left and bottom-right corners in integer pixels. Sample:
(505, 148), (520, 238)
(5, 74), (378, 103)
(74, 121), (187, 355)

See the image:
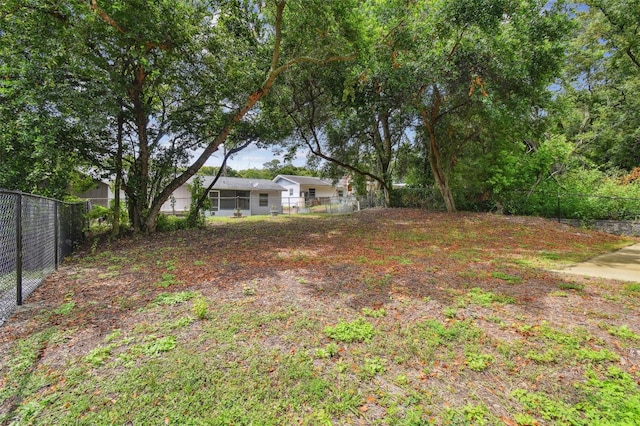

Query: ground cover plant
(0, 209), (638, 425)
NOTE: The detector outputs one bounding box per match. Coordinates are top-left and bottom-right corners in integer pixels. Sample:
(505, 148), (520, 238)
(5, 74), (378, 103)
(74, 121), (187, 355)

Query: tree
(0, 1), (94, 198)
(275, 1), (414, 207)
(559, 0), (640, 171)
(2, 0), (361, 233)
(395, 0), (570, 212)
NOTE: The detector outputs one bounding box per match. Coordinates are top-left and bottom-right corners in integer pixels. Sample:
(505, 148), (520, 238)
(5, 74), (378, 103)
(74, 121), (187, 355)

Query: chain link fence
(495, 190), (640, 221)
(0, 190), (87, 326)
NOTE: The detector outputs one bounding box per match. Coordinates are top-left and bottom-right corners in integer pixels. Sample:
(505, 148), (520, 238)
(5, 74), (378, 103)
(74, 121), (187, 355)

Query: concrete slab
(553, 243), (640, 282)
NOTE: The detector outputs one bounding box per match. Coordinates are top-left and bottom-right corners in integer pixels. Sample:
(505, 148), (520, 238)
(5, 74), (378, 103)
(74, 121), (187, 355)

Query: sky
(202, 143), (309, 170)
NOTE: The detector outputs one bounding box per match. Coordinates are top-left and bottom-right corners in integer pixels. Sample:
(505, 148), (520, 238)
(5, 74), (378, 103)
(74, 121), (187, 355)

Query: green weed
(445, 404), (493, 425)
(192, 298), (209, 320)
(464, 287), (515, 306)
(575, 348), (619, 363)
(607, 325), (640, 340)
(153, 291), (198, 305)
(315, 343), (339, 359)
(362, 307), (386, 318)
(491, 271), (521, 284)
(557, 282), (585, 291)
(362, 357), (386, 377)
(324, 317), (375, 343)
(167, 316), (194, 329)
(155, 273), (179, 288)
(389, 256), (413, 265)
(53, 301), (75, 315)
(443, 307), (458, 318)
(143, 336), (177, 356)
(513, 366), (640, 424)
(525, 349), (557, 363)
(464, 346), (494, 371)
(104, 329), (122, 343)
(83, 345), (113, 366)
(625, 282), (640, 295)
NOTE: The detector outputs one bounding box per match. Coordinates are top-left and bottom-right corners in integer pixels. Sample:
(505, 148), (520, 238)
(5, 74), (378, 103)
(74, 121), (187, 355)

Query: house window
(219, 190), (250, 210)
(309, 188), (316, 198)
(338, 190), (344, 198)
(220, 190), (236, 210)
(259, 193), (268, 207)
(209, 190), (219, 211)
(289, 188), (293, 196)
(237, 191), (250, 209)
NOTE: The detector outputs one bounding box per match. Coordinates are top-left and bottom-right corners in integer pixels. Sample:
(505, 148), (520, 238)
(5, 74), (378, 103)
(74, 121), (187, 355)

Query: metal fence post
(54, 202), (59, 270)
(16, 192), (22, 306)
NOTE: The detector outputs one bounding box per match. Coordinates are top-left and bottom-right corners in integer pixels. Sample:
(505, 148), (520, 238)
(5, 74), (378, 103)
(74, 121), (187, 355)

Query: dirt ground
(1, 209), (634, 348)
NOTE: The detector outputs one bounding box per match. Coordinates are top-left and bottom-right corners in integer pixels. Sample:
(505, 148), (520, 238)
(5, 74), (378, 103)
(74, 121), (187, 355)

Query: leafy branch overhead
(1, 0), (359, 233)
(1, 0), (639, 229)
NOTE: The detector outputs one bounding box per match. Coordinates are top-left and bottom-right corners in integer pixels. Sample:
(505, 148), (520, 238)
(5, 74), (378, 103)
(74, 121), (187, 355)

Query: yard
(0, 209), (639, 425)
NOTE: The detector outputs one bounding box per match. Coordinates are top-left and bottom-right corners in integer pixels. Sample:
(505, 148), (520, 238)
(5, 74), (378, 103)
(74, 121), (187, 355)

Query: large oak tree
(1, 0), (360, 232)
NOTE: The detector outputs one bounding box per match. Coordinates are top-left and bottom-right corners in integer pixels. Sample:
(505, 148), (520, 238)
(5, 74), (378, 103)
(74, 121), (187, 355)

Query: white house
(77, 180), (125, 208)
(273, 175), (347, 209)
(161, 176), (285, 217)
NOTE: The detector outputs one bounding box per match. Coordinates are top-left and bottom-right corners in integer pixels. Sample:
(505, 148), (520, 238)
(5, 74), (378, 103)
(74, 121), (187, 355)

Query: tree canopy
(1, 0), (638, 228)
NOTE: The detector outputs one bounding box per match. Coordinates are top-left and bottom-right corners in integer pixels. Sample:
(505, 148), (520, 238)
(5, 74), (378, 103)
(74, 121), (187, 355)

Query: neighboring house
(161, 176), (286, 217)
(273, 175), (347, 208)
(77, 180), (124, 208)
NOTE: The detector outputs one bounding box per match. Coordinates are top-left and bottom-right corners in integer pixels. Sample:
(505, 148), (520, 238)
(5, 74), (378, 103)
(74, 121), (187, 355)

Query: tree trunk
(112, 109), (124, 236)
(128, 64), (150, 233)
(418, 88), (457, 213)
(427, 132), (456, 212)
(374, 111), (393, 207)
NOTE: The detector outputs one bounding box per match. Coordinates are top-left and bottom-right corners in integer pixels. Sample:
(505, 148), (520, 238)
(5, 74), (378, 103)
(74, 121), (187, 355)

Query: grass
(0, 209), (638, 424)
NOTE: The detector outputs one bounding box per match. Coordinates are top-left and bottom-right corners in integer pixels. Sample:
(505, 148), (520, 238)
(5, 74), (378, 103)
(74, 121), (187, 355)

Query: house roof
(191, 176), (285, 191)
(273, 175), (337, 187)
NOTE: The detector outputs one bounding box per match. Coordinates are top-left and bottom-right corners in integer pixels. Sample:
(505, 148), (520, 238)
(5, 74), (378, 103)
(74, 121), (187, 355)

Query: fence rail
(0, 190), (87, 326)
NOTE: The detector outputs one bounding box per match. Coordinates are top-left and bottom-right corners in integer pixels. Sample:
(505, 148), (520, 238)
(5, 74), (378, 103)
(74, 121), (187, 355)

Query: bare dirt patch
(1, 209), (638, 424)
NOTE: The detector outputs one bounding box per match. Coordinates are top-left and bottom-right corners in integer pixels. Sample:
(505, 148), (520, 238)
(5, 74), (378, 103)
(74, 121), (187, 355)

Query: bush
(156, 214), (188, 232)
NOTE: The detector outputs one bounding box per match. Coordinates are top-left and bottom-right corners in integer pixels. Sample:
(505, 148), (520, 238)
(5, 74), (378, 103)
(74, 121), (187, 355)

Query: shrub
(156, 214), (188, 232)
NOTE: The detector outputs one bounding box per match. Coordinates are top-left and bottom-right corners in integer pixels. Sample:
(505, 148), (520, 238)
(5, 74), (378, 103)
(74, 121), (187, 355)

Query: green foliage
(525, 349), (558, 364)
(53, 301), (75, 316)
(186, 176), (212, 228)
(444, 404), (493, 425)
(143, 336), (177, 356)
(315, 343), (339, 359)
(463, 288), (515, 307)
(464, 346), (494, 372)
(561, 1), (640, 172)
(192, 298), (209, 320)
(490, 272), (521, 284)
(575, 348), (619, 363)
(577, 366), (640, 423)
(625, 282), (640, 295)
(153, 291), (198, 306)
(558, 282), (585, 291)
(83, 346), (113, 367)
(155, 273), (179, 288)
(443, 307), (458, 319)
(608, 325), (640, 340)
(156, 214), (188, 232)
(324, 317), (375, 343)
(362, 357), (386, 377)
(361, 307), (386, 318)
(513, 366), (640, 424)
